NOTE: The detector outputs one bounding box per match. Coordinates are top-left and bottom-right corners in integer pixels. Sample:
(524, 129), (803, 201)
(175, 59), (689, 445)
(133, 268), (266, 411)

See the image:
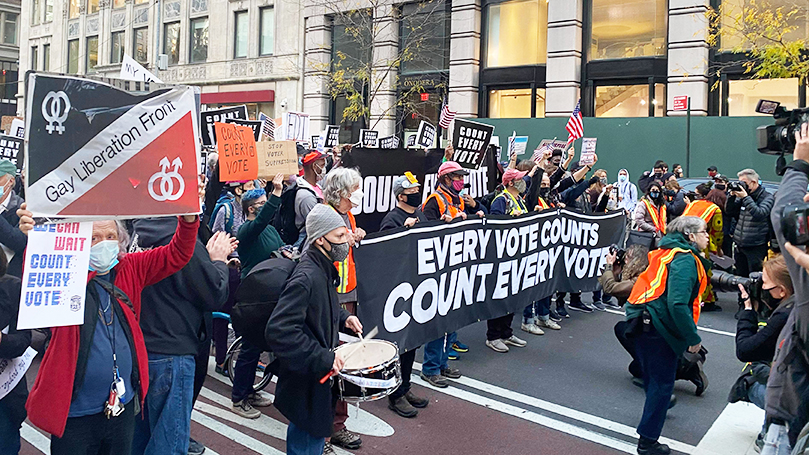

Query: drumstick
(319, 327), (379, 384)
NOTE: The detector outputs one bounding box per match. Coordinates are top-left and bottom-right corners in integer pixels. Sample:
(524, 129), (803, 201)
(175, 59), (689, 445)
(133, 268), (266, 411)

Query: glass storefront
(726, 78), (799, 116)
(590, 0), (666, 60)
(595, 84), (665, 117)
(485, 0), (547, 67)
(488, 88), (546, 118)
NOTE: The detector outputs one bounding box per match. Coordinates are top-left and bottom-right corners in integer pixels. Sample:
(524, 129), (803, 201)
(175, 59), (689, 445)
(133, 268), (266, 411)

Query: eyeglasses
(695, 230), (708, 235)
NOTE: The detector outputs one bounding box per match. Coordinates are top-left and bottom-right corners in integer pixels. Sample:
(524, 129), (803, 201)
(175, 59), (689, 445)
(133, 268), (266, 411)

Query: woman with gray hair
(624, 215), (712, 455)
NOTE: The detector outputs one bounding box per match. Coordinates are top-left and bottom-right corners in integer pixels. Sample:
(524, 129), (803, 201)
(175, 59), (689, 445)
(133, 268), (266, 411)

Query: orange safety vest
(682, 200), (720, 222)
(643, 198), (667, 234)
(335, 210), (357, 295)
(628, 247), (708, 324)
(537, 196), (554, 211)
(424, 187), (465, 218)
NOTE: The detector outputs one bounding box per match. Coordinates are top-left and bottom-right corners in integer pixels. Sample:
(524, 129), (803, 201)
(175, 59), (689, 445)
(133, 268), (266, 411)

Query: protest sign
(0, 346), (36, 400)
(360, 129), (379, 148)
(324, 125), (340, 148)
(581, 137), (597, 165)
(280, 112), (310, 142)
(120, 54), (164, 84)
(226, 118), (262, 142)
(216, 122), (258, 182)
(9, 118), (24, 139)
(379, 136), (399, 149)
(311, 135), (320, 147)
(356, 210), (626, 352)
(25, 74), (202, 218)
(415, 121), (437, 148)
(507, 135), (529, 157)
(0, 135), (23, 171)
(530, 139), (568, 162)
(257, 141), (298, 177)
(18, 221), (93, 330)
(406, 135), (416, 147)
(451, 119), (494, 170)
(199, 105), (247, 146)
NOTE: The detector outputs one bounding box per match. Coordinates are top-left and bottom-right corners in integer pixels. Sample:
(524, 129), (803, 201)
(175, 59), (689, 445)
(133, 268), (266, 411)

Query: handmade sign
(0, 135), (23, 171)
(0, 346), (36, 400)
(280, 112), (310, 142)
(18, 221), (93, 330)
(257, 141), (298, 177)
(200, 105), (248, 146)
(360, 129), (379, 148)
(581, 138), (597, 166)
(9, 118), (24, 139)
(415, 121), (437, 148)
(531, 139), (568, 162)
(216, 122), (258, 182)
(451, 119), (494, 170)
(379, 136), (400, 149)
(25, 73), (202, 218)
(226, 118), (262, 142)
(324, 125), (340, 148)
(120, 54), (164, 84)
(507, 135), (529, 157)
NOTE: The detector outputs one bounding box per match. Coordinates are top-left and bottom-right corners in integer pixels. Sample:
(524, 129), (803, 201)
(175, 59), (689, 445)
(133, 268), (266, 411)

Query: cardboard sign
(673, 96), (689, 111)
(0, 135), (23, 171)
(18, 221), (92, 330)
(531, 139), (568, 162)
(257, 141), (298, 178)
(25, 74), (202, 219)
(281, 111), (310, 142)
(415, 121), (436, 148)
(451, 119), (494, 170)
(215, 122), (258, 182)
(226, 118), (262, 142)
(379, 135), (399, 149)
(406, 134), (416, 147)
(580, 137), (597, 165)
(200, 105), (248, 146)
(0, 346), (36, 400)
(360, 129), (379, 148)
(120, 54), (163, 84)
(10, 118), (24, 139)
(324, 125), (340, 148)
(507, 135), (529, 157)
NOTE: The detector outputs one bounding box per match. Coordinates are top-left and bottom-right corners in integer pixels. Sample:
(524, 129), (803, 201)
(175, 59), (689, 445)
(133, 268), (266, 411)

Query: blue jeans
(232, 339), (262, 403)
(748, 381), (767, 410)
(423, 335), (450, 376)
(761, 424), (791, 455)
(132, 354), (196, 455)
(635, 327), (678, 441)
(286, 421), (325, 455)
(524, 297), (551, 323)
(0, 402), (21, 455)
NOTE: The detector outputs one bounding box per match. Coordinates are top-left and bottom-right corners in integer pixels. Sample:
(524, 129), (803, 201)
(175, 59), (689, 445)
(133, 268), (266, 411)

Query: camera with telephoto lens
(609, 244), (626, 265)
(782, 202), (809, 246)
(728, 181), (746, 193)
(756, 99), (809, 155)
(711, 270), (763, 302)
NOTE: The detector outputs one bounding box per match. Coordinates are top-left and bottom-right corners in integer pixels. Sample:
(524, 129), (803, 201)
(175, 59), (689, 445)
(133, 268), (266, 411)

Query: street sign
(673, 96), (689, 111)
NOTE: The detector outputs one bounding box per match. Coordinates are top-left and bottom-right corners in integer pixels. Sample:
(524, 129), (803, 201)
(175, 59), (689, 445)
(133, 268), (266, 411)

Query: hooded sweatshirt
(616, 169), (638, 213)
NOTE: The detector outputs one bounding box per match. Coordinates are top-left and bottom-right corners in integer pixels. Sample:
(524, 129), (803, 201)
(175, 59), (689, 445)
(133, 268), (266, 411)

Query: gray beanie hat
(305, 204), (347, 247)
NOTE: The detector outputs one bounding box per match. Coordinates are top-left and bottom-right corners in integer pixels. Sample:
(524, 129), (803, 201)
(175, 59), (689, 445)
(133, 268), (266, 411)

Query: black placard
(451, 119), (495, 170)
(200, 105), (248, 146)
(324, 125), (340, 148)
(0, 135), (23, 172)
(415, 121), (436, 148)
(226, 118), (262, 142)
(360, 129), (379, 148)
(379, 136), (400, 149)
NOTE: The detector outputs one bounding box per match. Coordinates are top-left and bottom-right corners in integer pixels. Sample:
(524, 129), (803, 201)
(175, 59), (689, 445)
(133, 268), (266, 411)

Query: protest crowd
(4, 77), (809, 455)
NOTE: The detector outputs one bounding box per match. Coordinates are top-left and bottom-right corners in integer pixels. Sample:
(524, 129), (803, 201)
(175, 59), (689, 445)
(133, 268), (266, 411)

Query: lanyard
(98, 289), (120, 383)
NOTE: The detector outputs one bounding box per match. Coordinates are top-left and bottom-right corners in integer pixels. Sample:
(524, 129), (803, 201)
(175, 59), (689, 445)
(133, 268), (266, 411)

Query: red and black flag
(25, 74), (202, 219)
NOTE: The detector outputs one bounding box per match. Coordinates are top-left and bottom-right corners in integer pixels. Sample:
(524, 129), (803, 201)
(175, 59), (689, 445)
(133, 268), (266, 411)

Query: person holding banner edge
(0, 159), (26, 279)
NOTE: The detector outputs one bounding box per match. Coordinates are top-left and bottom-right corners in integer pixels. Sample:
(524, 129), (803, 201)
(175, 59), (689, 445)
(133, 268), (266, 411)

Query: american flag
(259, 112), (275, 140)
(438, 98), (456, 129)
(565, 99), (584, 144)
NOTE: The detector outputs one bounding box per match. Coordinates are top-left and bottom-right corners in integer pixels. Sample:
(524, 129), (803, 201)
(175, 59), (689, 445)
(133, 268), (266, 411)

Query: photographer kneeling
(625, 216), (712, 455)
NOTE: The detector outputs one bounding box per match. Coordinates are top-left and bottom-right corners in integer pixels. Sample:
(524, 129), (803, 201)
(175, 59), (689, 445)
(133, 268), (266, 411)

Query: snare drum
(334, 339), (402, 403)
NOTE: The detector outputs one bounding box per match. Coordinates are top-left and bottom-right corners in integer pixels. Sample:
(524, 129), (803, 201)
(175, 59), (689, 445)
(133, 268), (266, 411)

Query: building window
(260, 7), (274, 56)
(111, 31), (125, 64)
(590, 0), (666, 60)
(488, 88), (546, 118)
(234, 11), (248, 58)
(595, 84), (665, 117)
(114, 0), (125, 8)
(190, 18), (208, 63)
(400, 2), (450, 74)
(485, 0), (547, 68)
(134, 27), (148, 63)
(2, 13), (16, 45)
(32, 0), (41, 26)
(726, 78), (799, 116)
(67, 39), (79, 74)
(87, 36), (98, 73)
(164, 22), (180, 65)
(43, 43), (50, 71)
(44, 0), (53, 22)
(31, 46), (38, 70)
(89, 0), (99, 14)
(69, 0), (80, 19)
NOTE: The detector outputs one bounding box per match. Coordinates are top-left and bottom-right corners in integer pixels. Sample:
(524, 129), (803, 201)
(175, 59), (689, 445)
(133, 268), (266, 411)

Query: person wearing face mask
(726, 168), (775, 280)
(625, 216), (712, 455)
(266, 203), (363, 455)
(635, 182), (667, 242)
(17, 204), (199, 454)
(683, 183), (724, 312)
(210, 180), (255, 238)
(0, 160), (26, 278)
(672, 164), (684, 179)
(616, 168), (639, 217)
(291, 151), (327, 247)
(712, 175), (735, 257)
(707, 165), (720, 180)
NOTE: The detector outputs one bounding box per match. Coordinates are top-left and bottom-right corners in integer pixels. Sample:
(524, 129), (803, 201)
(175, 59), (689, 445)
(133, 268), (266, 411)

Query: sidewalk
(693, 402), (764, 455)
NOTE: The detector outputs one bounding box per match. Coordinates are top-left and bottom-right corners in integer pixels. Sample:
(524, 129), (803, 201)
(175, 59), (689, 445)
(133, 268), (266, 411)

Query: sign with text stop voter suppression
(216, 122), (258, 182)
(673, 96), (689, 111)
(257, 141), (298, 177)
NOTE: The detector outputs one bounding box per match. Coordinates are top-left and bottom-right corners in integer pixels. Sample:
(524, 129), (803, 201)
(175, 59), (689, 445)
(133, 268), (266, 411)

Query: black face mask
(539, 187), (550, 197)
(715, 184), (726, 191)
(649, 191), (660, 200)
(761, 287), (782, 310)
(403, 192), (422, 208)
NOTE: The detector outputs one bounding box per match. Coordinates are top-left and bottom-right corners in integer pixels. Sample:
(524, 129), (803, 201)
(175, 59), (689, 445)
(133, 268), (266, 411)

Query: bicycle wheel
(227, 337), (275, 393)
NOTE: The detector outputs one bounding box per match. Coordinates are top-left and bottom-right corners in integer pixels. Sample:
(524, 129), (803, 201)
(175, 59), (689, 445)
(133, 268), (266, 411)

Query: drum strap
(339, 373), (399, 389)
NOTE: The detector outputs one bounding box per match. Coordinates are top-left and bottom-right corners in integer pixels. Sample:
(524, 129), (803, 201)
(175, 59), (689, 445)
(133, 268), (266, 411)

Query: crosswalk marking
(191, 409), (284, 455)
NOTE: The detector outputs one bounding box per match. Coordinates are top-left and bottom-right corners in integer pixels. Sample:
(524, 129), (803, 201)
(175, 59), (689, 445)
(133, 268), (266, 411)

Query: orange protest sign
(216, 122), (258, 182)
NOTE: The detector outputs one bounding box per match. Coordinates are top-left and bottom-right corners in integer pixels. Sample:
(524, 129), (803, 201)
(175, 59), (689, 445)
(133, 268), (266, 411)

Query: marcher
(292, 151), (327, 247)
(634, 182), (667, 242)
(210, 180), (255, 237)
(707, 166), (720, 179)
(638, 161), (667, 194)
(682, 184), (724, 311)
(266, 204), (363, 455)
(0, 159), (26, 278)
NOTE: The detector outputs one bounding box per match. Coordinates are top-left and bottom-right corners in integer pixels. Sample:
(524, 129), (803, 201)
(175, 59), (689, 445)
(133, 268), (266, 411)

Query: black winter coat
(727, 185), (775, 247)
(0, 193), (27, 278)
(0, 274), (30, 427)
(266, 247), (350, 438)
(735, 296), (794, 363)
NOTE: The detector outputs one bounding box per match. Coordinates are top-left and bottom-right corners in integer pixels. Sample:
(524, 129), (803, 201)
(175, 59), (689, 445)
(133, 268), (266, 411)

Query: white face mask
(89, 240), (120, 273)
(618, 174), (627, 182)
(349, 188), (364, 208)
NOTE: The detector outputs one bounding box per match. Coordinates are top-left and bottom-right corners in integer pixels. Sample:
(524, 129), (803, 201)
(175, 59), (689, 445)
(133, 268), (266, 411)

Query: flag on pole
(259, 112), (275, 141)
(565, 100), (584, 144)
(438, 98), (456, 129)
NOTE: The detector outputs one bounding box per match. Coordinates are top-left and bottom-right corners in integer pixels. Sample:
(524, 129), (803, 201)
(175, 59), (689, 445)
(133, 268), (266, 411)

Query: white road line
(21, 423), (50, 454)
(191, 409), (285, 455)
(604, 308), (735, 337)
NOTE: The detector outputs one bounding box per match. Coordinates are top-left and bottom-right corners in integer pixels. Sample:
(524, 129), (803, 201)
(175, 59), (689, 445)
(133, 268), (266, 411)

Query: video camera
(756, 99), (809, 155)
(782, 202), (809, 245)
(711, 270), (763, 302)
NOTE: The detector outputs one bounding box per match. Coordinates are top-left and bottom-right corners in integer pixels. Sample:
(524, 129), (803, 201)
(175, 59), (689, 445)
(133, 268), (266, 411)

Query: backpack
(272, 182), (316, 245)
(231, 257), (298, 352)
(208, 193), (235, 234)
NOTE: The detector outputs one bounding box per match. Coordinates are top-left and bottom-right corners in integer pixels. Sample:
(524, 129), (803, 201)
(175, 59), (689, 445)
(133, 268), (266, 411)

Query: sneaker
(604, 298), (622, 309)
(537, 319), (561, 330)
(583, 301), (598, 311)
(452, 341), (469, 353)
(503, 335), (527, 347)
(447, 348), (460, 361)
(591, 301), (607, 312)
(406, 390), (429, 408)
(188, 438), (205, 455)
(214, 364), (227, 377)
(248, 392), (273, 407)
(388, 396), (418, 418)
(637, 437), (671, 455)
(331, 428), (362, 450)
(231, 399), (261, 419)
(323, 441), (336, 455)
(440, 367), (461, 379)
(556, 304), (571, 318)
(549, 309), (563, 322)
(521, 323), (545, 335)
(420, 372), (448, 388)
(568, 301), (594, 313)
(486, 339), (509, 353)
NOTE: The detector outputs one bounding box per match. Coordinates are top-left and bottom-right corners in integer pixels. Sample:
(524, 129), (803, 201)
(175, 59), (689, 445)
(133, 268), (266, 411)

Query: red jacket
(26, 217), (199, 437)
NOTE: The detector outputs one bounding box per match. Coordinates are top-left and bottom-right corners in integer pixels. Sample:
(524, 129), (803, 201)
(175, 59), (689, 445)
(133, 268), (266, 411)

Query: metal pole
(686, 97), (691, 177)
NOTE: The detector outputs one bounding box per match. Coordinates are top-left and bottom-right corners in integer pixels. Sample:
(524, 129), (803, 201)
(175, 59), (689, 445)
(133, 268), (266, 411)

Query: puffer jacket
(634, 196), (665, 241)
(726, 185), (774, 247)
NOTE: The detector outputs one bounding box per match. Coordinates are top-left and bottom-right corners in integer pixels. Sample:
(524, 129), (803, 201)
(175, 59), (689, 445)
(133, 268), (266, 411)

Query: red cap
(302, 151), (326, 166)
(438, 161), (469, 177)
(502, 168), (527, 185)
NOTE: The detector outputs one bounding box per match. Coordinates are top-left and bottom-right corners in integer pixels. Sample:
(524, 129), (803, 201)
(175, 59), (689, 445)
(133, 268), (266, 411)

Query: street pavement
(19, 292), (758, 455)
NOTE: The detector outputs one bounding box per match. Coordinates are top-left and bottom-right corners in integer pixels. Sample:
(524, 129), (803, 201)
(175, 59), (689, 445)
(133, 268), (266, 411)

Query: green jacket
(625, 232), (712, 355)
(237, 194), (285, 278)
